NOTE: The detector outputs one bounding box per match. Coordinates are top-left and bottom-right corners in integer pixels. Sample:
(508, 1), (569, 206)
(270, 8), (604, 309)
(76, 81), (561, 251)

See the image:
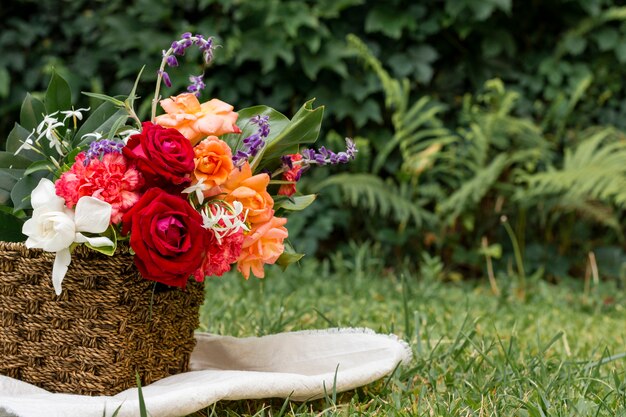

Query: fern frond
(437, 153), (510, 222)
(522, 128), (626, 208)
(314, 173), (433, 228)
(346, 34), (407, 114)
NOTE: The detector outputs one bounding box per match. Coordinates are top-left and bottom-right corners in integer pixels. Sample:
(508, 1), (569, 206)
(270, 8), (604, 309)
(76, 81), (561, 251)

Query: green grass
(191, 253), (626, 416)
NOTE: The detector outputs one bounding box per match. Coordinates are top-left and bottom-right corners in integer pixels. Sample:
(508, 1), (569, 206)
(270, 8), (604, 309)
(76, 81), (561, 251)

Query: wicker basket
(0, 241), (205, 396)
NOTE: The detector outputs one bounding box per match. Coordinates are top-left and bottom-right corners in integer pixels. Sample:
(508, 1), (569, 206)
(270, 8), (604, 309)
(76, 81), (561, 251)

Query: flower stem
(151, 48), (173, 123)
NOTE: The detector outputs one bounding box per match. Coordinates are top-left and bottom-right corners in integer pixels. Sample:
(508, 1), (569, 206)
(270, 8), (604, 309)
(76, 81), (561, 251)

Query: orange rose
(237, 216), (288, 279)
(219, 162), (274, 225)
(194, 136), (234, 188)
(155, 93), (241, 145)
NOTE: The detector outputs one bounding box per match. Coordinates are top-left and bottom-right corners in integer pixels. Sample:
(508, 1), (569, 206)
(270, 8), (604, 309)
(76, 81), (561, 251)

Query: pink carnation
(55, 152), (144, 224)
(194, 228), (244, 281)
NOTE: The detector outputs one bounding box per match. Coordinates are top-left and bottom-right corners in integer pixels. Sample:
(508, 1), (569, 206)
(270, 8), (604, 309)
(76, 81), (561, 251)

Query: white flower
(61, 107), (90, 122)
(201, 200), (249, 244)
(182, 177), (208, 204)
(81, 132), (103, 142)
(22, 178), (113, 295)
(118, 129), (140, 144)
(14, 134), (35, 155)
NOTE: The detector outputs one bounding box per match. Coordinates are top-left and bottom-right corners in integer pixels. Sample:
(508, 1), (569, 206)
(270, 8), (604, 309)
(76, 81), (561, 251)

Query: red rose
(123, 122), (195, 190)
(121, 187), (209, 287)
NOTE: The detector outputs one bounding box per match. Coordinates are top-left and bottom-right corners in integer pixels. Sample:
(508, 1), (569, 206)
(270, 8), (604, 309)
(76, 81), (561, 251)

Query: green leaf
(253, 99), (324, 171)
(84, 226), (117, 256)
(6, 123), (43, 162)
(75, 104), (129, 146)
(276, 243), (305, 271)
(365, 6), (416, 39)
(0, 170), (23, 204)
(20, 93), (46, 131)
(0, 210), (25, 242)
(45, 71), (72, 114)
(106, 114), (132, 140)
(274, 194), (317, 211)
(24, 160), (56, 176)
(11, 172), (47, 211)
(615, 42), (626, 64)
(81, 92), (125, 108)
(0, 66), (9, 98)
(0, 151), (33, 169)
(124, 66), (145, 111)
(593, 28), (619, 51)
(563, 36), (587, 56)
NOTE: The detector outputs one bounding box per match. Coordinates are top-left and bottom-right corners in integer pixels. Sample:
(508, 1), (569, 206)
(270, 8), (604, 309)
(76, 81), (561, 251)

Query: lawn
(194, 253), (626, 416)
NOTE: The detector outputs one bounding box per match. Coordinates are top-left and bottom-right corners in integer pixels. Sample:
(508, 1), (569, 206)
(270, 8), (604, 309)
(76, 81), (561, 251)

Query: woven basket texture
(0, 241), (205, 396)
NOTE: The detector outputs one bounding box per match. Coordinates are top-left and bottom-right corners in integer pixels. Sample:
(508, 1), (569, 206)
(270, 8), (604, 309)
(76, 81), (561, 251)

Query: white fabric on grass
(0, 328), (411, 417)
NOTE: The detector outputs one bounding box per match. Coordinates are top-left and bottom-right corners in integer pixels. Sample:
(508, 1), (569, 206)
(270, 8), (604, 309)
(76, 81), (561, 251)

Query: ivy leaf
(593, 28), (619, 51)
(300, 42), (352, 80)
(615, 42), (626, 64)
(563, 36), (587, 56)
(0, 210), (25, 242)
(45, 71), (72, 114)
(365, 6), (417, 39)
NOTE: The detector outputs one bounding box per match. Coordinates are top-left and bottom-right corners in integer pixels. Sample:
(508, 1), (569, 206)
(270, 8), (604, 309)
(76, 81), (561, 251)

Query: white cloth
(0, 328), (411, 417)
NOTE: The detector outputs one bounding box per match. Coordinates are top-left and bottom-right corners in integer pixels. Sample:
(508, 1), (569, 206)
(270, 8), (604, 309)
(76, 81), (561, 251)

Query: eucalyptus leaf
(81, 92), (125, 108)
(125, 66), (145, 110)
(6, 123), (42, 161)
(0, 170), (21, 199)
(24, 160), (56, 176)
(75, 107), (129, 146)
(0, 210), (25, 242)
(44, 71), (72, 114)
(11, 172), (48, 211)
(0, 152), (33, 169)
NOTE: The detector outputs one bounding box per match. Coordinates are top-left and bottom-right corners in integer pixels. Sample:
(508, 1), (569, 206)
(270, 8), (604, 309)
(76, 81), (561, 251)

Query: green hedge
(1, 0), (624, 280)
(3, 0), (626, 138)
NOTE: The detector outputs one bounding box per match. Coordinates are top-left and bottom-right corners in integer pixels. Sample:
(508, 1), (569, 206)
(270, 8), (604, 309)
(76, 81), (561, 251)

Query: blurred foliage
(1, 0), (625, 281)
(305, 36), (626, 284)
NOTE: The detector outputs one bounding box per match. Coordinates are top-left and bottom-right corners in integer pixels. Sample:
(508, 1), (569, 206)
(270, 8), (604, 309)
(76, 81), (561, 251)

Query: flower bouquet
(0, 33), (355, 395)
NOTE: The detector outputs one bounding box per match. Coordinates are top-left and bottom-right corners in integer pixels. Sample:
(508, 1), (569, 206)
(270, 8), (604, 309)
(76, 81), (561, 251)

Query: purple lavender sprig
(233, 115), (271, 168)
(152, 32), (217, 121)
(84, 139), (124, 166)
(187, 74), (206, 97)
(298, 138), (357, 168)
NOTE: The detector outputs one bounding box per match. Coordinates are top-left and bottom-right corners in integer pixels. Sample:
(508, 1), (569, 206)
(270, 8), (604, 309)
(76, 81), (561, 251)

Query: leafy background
(1, 0), (624, 284)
